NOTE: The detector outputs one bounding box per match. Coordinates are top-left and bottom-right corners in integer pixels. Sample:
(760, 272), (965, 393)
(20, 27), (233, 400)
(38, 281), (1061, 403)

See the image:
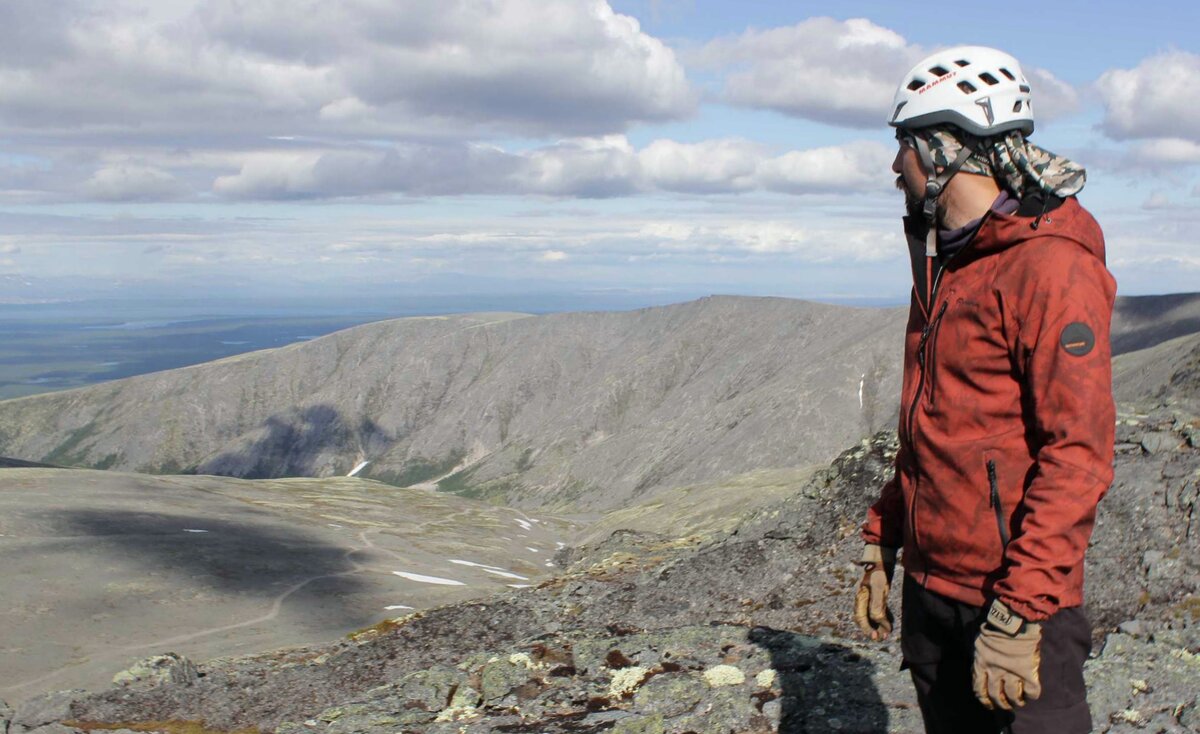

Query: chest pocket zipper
(987, 459), (1011, 548)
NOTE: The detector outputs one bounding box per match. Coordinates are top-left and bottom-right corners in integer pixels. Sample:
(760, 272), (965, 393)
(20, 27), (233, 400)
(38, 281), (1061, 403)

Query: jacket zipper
(905, 223), (981, 577)
(905, 299), (947, 563)
(987, 459), (1011, 548)
(926, 301), (948, 404)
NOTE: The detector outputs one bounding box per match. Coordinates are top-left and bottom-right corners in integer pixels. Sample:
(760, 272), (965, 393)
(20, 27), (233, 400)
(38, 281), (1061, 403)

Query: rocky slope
(0, 297), (909, 513)
(5, 394), (1197, 733)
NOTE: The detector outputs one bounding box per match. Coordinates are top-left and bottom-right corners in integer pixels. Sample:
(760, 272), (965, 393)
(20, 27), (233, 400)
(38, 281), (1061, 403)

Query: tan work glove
(853, 544), (897, 641)
(972, 598), (1043, 710)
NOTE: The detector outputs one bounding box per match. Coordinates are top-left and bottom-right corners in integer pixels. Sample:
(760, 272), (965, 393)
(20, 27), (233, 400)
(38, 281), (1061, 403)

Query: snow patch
(507, 584), (532, 589)
(449, 559), (505, 571)
(348, 460), (370, 477)
(514, 519), (533, 531)
(385, 605), (414, 611)
(393, 571), (465, 586)
(858, 373), (865, 409)
(526, 547), (539, 553)
(182, 529), (209, 533)
(481, 568), (529, 581)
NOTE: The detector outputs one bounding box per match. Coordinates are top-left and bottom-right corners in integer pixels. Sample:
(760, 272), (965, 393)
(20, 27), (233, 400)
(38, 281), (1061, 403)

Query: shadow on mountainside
(198, 404), (393, 479)
(41, 509), (376, 631)
(1112, 292), (1200, 355)
(749, 626), (889, 733)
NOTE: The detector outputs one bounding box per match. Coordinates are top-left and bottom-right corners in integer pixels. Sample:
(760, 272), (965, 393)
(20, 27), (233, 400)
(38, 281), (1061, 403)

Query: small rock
(1180, 700), (1200, 728)
(112, 653), (199, 689)
(1118, 620), (1148, 638)
(1142, 432), (1181, 454)
(11, 690), (86, 731)
(762, 698), (783, 725)
(1185, 427), (1200, 448)
(382, 667), (460, 712)
(631, 673), (707, 719)
(610, 713), (664, 734)
(480, 656), (535, 703)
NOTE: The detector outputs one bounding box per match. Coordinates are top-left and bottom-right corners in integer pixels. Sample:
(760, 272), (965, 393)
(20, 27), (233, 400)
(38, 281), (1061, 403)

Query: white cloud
(0, 243), (20, 255)
(1096, 51), (1200, 142)
(755, 141), (893, 194)
(638, 139), (763, 194)
(1130, 138), (1200, 166)
(696, 17), (922, 127)
(0, 0), (694, 141)
(697, 19), (1080, 130)
(520, 136), (641, 197)
(1142, 191), (1171, 210)
(539, 250), (568, 262)
(1025, 67), (1081, 123)
(636, 220), (900, 262)
(211, 136), (893, 200)
(83, 164), (184, 201)
(213, 145), (521, 199)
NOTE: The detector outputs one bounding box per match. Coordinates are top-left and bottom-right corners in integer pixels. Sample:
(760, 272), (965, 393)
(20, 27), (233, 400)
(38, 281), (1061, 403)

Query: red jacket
(862, 196), (1116, 622)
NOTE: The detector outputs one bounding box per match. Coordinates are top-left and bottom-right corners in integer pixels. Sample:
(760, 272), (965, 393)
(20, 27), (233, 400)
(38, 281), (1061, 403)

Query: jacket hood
(969, 195), (1106, 263)
(905, 194), (1106, 317)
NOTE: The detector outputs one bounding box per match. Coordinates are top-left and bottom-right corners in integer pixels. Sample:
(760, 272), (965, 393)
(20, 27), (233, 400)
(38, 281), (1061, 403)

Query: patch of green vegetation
(140, 457), (199, 475)
(44, 421), (99, 466)
(437, 468), (518, 504)
(435, 465), (477, 494)
(371, 450), (466, 487)
(515, 447), (535, 472)
(92, 453), (124, 470)
(65, 720), (261, 734)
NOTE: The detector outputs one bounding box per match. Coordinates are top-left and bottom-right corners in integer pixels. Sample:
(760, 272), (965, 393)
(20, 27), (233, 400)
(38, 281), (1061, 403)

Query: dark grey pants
(900, 575), (1093, 734)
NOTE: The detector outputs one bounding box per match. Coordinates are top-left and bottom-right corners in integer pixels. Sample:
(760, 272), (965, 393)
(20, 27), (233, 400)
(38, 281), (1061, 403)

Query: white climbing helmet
(889, 46), (1034, 137)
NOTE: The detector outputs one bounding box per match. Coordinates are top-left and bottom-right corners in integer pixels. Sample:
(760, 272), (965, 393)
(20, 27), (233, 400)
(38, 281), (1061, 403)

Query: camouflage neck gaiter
(908, 124), (1087, 198)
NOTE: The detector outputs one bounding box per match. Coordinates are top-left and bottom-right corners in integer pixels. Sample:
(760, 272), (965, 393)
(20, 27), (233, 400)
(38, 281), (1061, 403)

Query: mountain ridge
(0, 296), (908, 514)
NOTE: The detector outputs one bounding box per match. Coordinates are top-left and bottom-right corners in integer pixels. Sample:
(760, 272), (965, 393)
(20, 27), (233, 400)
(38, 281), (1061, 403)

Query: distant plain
(0, 302), (391, 400)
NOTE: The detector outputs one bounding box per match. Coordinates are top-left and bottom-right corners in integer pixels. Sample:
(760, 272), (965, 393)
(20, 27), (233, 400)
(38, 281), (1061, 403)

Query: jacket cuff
(861, 544), (898, 566)
(998, 595), (1051, 624)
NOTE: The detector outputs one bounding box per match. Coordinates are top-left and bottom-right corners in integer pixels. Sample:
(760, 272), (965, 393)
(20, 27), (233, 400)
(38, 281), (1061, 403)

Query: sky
(1, 0), (1198, 305)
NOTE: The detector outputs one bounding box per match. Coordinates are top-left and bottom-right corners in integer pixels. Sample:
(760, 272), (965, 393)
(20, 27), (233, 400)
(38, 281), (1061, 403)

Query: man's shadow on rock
(749, 626), (888, 734)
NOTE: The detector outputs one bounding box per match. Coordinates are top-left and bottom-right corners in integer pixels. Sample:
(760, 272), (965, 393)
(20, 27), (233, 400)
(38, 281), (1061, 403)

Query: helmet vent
(999, 68), (1016, 81)
(928, 65), (950, 77)
(1012, 100), (1023, 112)
(957, 81), (977, 94)
(907, 79), (925, 91)
(954, 59), (970, 67)
(979, 72), (1000, 86)
(1019, 84), (1031, 93)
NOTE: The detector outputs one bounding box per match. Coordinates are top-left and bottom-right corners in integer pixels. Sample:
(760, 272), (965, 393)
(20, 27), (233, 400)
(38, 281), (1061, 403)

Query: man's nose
(891, 148), (904, 174)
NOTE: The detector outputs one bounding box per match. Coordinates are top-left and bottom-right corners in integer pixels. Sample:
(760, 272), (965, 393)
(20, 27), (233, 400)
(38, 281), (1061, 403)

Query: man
(854, 46), (1116, 733)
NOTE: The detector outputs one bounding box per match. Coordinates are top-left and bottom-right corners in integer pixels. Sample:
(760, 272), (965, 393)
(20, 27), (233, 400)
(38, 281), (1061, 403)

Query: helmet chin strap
(911, 133), (979, 257)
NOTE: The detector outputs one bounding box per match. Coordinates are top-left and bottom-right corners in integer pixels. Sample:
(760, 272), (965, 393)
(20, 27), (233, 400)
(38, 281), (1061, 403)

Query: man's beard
(897, 176), (924, 218)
